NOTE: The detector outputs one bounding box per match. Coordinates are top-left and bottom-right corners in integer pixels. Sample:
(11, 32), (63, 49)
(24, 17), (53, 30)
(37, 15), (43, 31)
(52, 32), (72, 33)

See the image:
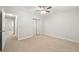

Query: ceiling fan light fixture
(41, 10), (47, 14)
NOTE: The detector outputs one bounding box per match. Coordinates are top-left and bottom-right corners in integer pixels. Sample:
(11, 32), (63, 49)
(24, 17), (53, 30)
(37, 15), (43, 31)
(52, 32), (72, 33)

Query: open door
(0, 9), (2, 50)
(2, 8), (6, 50)
(0, 8), (6, 50)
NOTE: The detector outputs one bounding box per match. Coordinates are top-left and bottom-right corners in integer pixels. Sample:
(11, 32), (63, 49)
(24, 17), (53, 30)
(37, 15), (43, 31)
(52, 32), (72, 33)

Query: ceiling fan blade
(39, 6), (41, 8)
(39, 6), (44, 8)
(46, 11), (50, 13)
(47, 7), (52, 9)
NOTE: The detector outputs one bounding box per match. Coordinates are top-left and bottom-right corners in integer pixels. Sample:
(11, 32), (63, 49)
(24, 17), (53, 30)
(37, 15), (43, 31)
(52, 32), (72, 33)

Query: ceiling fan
(36, 6), (52, 14)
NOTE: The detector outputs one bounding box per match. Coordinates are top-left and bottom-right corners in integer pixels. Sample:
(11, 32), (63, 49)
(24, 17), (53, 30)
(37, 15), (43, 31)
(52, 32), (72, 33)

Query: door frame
(5, 13), (18, 36)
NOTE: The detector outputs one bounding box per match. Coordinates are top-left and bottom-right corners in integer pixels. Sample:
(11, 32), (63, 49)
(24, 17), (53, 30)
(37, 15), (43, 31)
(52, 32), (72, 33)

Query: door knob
(0, 30), (5, 32)
(2, 30), (5, 32)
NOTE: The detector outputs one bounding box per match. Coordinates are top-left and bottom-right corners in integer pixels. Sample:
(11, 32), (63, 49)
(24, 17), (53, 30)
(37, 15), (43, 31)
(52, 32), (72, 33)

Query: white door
(2, 8), (6, 50)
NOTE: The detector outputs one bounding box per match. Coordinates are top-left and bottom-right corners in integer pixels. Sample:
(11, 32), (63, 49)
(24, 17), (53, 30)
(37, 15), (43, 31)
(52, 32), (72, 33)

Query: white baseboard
(18, 34), (33, 40)
(18, 33), (44, 40)
(45, 34), (79, 43)
(18, 33), (79, 43)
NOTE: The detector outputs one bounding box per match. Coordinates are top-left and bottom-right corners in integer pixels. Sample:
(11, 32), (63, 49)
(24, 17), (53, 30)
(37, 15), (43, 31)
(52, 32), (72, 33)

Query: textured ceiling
(0, 6), (79, 16)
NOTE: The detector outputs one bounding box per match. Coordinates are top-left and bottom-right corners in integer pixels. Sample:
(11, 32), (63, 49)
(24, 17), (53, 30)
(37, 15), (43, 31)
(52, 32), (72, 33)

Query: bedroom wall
(0, 7), (43, 40)
(44, 9), (79, 43)
(4, 8), (34, 39)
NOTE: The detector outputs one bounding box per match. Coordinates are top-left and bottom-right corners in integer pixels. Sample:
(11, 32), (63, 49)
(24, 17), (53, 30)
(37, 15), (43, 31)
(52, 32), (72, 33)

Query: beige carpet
(3, 35), (79, 52)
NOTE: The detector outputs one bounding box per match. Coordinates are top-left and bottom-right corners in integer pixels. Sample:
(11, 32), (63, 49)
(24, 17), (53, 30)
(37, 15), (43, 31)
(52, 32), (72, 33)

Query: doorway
(5, 13), (17, 40)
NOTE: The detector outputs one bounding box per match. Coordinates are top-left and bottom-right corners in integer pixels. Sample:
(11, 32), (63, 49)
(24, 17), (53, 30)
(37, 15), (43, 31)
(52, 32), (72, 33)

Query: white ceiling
(0, 6), (79, 16)
(0, 6), (34, 13)
(52, 6), (79, 12)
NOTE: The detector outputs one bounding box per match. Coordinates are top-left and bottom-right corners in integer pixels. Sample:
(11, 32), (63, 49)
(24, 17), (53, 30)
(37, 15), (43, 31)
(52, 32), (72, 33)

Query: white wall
(44, 9), (79, 42)
(2, 7), (42, 40)
(4, 9), (32, 39)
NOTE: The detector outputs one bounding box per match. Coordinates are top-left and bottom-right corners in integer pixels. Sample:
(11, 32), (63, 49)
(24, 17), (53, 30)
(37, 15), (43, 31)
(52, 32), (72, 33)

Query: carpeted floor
(3, 35), (79, 52)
